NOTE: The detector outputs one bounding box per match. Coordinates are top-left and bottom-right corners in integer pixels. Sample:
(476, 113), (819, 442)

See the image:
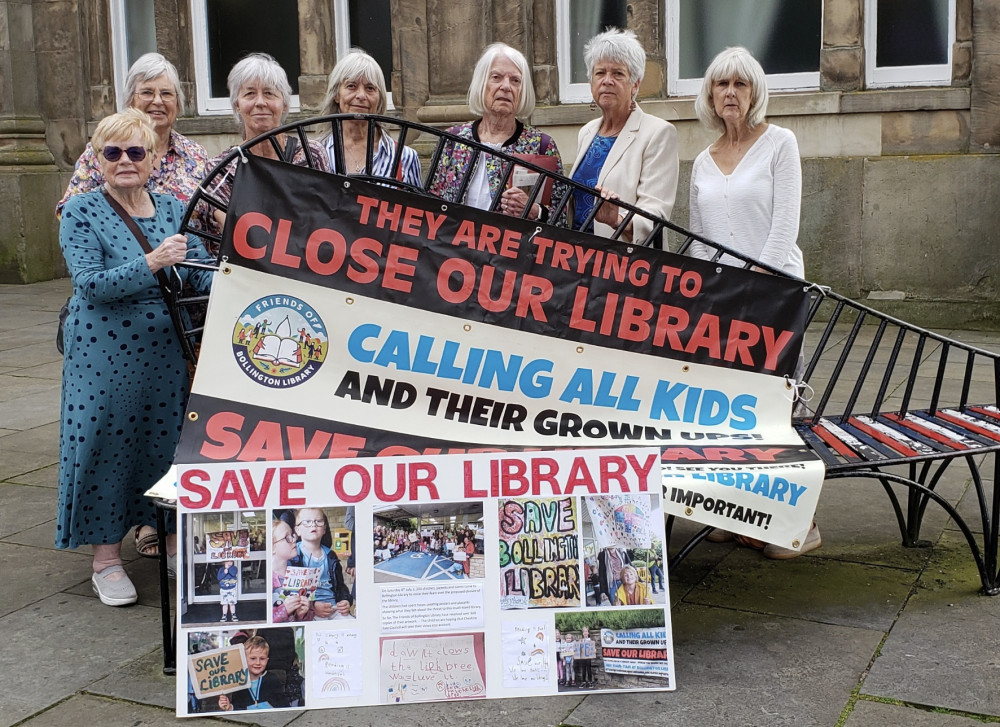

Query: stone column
(0, 0), (69, 282)
(970, 0), (1000, 149)
(820, 0), (863, 91)
(298, 0), (335, 111)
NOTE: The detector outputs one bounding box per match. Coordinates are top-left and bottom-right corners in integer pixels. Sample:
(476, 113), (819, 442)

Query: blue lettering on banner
(689, 472), (806, 505)
(647, 380), (758, 430)
(346, 324), (555, 398)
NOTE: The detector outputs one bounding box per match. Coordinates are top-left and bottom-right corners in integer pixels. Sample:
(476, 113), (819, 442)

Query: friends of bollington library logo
(231, 295), (327, 388)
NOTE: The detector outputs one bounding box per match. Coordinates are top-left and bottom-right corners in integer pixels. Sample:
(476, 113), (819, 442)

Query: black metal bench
(172, 114), (1000, 595)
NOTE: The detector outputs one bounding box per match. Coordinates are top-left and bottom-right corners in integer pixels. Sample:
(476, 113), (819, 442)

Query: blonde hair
(694, 46), (769, 133)
(92, 108), (157, 152)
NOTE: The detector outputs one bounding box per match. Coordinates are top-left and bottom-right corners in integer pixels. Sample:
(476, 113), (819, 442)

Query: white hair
(694, 46), (769, 132)
(584, 28), (646, 86)
(467, 43), (536, 119)
(227, 53), (292, 127)
(321, 49), (388, 116)
(123, 53), (185, 116)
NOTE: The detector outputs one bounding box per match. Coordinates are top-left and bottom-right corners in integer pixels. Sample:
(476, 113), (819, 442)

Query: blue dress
(56, 189), (211, 549)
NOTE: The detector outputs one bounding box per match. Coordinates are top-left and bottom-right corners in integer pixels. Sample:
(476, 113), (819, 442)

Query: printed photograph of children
(372, 502), (484, 583)
(554, 610), (671, 692)
(272, 507), (355, 621)
(180, 511), (268, 625)
(580, 494), (667, 608)
(186, 625), (306, 714)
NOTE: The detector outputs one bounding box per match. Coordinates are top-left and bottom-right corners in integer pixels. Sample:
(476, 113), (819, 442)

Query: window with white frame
(865, 0), (954, 87)
(667, 0), (822, 96)
(556, 0), (628, 103)
(190, 0), (301, 115)
(334, 0), (394, 108)
(110, 0), (158, 109)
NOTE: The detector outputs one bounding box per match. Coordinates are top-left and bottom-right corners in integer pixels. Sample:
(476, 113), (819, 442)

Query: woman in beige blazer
(568, 28), (678, 247)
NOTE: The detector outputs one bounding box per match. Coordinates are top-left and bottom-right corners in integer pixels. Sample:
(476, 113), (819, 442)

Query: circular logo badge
(232, 295), (327, 388)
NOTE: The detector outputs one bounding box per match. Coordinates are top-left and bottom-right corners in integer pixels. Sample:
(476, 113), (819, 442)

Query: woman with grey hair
(688, 46), (804, 278)
(429, 42), (564, 222)
(568, 28), (678, 245)
(204, 53), (329, 226)
(56, 52), (208, 222)
(319, 49), (421, 187)
(690, 49), (813, 558)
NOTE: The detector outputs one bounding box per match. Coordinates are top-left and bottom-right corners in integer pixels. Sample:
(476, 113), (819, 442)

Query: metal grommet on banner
(222, 265), (232, 275)
(237, 147), (248, 164)
(626, 246), (634, 254)
(441, 204), (448, 212)
(187, 411), (199, 422)
(576, 346), (585, 354)
(346, 297), (355, 305)
(682, 365), (690, 372)
(463, 324), (472, 332)
(684, 507), (693, 516)
(343, 180), (351, 188)
(791, 539), (801, 548)
(716, 266), (723, 274)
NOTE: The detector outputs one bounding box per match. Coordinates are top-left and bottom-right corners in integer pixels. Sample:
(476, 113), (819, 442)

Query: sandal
(134, 525), (159, 559)
(733, 534), (767, 550)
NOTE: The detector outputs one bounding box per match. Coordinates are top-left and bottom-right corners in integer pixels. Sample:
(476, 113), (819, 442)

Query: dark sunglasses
(102, 145), (147, 162)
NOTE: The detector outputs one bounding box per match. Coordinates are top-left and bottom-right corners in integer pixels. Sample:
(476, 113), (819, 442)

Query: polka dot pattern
(56, 190), (210, 549)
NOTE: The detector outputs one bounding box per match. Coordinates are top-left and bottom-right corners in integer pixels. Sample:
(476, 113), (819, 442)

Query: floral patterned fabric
(428, 120), (566, 224)
(56, 130), (208, 218)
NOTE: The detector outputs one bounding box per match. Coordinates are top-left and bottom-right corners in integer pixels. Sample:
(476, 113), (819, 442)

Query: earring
(589, 101), (598, 111)
(630, 97), (637, 111)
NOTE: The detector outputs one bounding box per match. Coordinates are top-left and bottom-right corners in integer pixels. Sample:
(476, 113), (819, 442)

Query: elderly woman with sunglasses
(57, 108), (213, 606)
(56, 53), (207, 219)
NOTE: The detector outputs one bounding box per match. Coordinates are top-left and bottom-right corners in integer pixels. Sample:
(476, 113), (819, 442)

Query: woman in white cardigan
(689, 47), (816, 559)
(687, 46), (805, 278)
(568, 28), (678, 247)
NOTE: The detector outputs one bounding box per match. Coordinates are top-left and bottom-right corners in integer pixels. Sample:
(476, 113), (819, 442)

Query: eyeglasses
(296, 519), (325, 528)
(102, 146), (147, 163)
(135, 88), (176, 102)
(273, 533), (297, 545)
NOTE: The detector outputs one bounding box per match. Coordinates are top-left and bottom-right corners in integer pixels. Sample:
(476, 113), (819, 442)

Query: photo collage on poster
(176, 449), (674, 715)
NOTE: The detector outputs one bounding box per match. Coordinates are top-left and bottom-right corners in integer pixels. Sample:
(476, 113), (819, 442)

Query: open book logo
(231, 295), (328, 389)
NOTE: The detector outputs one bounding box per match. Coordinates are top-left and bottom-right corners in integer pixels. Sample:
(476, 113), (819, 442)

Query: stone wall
(5, 0), (1000, 329)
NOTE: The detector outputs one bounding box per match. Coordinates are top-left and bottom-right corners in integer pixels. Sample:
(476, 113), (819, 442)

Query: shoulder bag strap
(101, 186), (174, 298)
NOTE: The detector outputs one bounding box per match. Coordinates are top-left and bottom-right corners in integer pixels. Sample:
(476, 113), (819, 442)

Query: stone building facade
(2, 0), (998, 326)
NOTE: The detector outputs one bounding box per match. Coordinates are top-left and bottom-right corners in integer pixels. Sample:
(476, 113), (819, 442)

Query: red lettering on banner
(334, 462), (441, 503)
(356, 195), (447, 241)
(346, 237), (382, 284)
(179, 469), (212, 508)
(383, 244), (419, 293)
(304, 227), (348, 275)
(232, 212), (272, 260)
(271, 218), (299, 269)
(659, 447), (786, 462)
(198, 412), (367, 462)
(280, 467), (307, 506)
(568, 286), (596, 333)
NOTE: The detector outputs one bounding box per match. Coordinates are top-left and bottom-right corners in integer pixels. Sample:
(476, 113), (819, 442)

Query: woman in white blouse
(689, 47), (818, 559)
(688, 46), (804, 278)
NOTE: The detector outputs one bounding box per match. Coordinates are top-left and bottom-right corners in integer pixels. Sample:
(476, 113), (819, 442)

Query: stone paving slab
(844, 700), (988, 727)
(860, 532), (1000, 717)
(290, 694), (586, 727)
(0, 542), (92, 618)
(0, 387), (62, 430)
(683, 547), (917, 631)
(16, 694), (220, 727)
(0, 594), (162, 727)
(6, 462), (59, 488)
(0, 482), (56, 538)
(0, 421), (60, 455)
(563, 603), (883, 727)
(0, 376), (60, 405)
(0, 451), (60, 483)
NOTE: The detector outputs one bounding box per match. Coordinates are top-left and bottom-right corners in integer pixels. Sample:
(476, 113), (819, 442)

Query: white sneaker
(92, 565), (138, 606)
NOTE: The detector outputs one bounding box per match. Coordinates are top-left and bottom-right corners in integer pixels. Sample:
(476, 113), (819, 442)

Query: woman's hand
(146, 234), (189, 274)
(594, 186), (632, 240)
(500, 187), (540, 220)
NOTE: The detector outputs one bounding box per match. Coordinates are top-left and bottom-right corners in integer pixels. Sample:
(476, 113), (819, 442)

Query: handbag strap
(101, 186), (174, 297)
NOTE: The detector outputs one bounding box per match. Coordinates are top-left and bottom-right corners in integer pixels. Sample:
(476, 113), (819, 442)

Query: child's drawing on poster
(379, 633), (486, 703)
(498, 497), (580, 609)
(311, 630), (363, 697)
(585, 495), (653, 549)
(501, 621), (550, 688)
